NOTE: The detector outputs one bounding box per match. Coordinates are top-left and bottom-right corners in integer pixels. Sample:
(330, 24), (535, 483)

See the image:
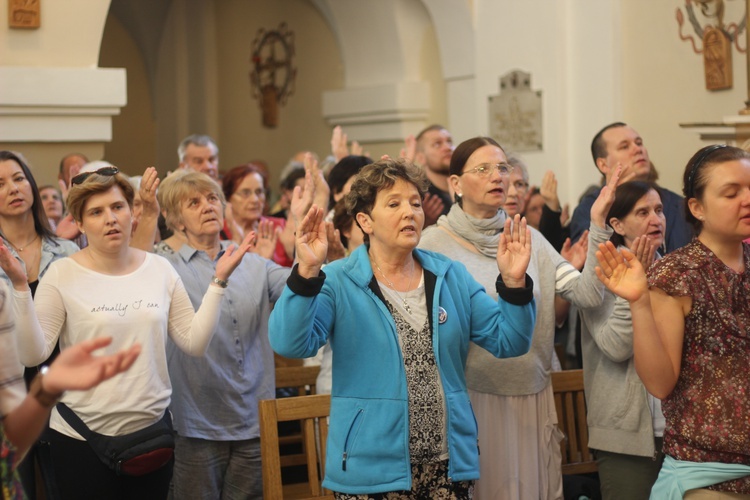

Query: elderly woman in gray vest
(418, 137), (617, 500)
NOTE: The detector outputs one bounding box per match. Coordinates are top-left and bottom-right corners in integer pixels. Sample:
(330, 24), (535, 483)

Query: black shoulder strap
(55, 402), (94, 440)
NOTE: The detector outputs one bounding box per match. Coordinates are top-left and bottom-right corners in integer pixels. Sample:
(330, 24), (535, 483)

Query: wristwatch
(211, 276), (229, 288)
(29, 366), (64, 409)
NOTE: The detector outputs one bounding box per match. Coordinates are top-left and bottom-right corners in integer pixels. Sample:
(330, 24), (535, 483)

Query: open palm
(496, 214), (531, 286)
(594, 242), (648, 302)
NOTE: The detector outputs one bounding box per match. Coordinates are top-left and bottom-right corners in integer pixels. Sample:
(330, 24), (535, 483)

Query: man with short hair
(414, 124), (454, 225)
(569, 122), (692, 253)
(178, 134), (219, 179)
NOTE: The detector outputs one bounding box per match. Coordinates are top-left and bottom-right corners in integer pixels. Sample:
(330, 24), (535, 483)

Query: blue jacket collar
(342, 244), (452, 288)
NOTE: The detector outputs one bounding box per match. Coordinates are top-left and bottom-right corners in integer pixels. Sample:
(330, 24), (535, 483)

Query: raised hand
(56, 213), (81, 240)
(331, 126), (349, 161)
(496, 214), (532, 287)
(350, 141), (369, 158)
(224, 204), (243, 244)
(58, 178), (70, 204)
(214, 230), (257, 282)
(296, 205), (328, 278)
(540, 171), (561, 212)
(43, 337), (141, 394)
(591, 164), (622, 229)
(0, 241), (28, 290)
(631, 235), (656, 272)
(138, 167), (160, 219)
(560, 230), (588, 271)
(594, 241), (648, 302)
(290, 167), (313, 225)
(130, 166), (161, 250)
(251, 219), (280, 260)
(560, 203), (570, 226)
(400, 135), (417, 163)
(311, 156), (331, 211)
(422, 192), (445, 227)
(325, 221), (346, 263)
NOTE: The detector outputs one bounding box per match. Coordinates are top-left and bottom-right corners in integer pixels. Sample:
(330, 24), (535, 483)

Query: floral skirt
(333, 460), (473, 499)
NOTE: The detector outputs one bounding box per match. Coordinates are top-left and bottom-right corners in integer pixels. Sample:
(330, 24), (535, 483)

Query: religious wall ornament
(676, 0), (747, 90)
(249, 23), (296, 128)
(488, 70), (542, 152)
(8, 0), (40, 28)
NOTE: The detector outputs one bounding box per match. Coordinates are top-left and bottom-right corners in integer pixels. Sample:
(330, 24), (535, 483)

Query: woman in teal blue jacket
(269, 158), (536, 497)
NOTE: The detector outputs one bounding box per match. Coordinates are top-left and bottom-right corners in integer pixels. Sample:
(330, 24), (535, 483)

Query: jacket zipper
(342, 408), (364, 471)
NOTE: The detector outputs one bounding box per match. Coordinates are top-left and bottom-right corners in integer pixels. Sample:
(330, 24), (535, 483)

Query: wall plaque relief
(488, 70), (542, 152)
(9, 0), (40, 29)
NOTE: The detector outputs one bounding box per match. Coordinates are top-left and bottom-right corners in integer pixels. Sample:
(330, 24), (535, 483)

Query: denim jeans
(169, 435), (262, 500)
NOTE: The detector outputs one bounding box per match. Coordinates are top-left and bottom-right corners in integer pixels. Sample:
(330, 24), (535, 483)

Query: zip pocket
(342, 408), (364, 471)
(468, 398), (479, 455)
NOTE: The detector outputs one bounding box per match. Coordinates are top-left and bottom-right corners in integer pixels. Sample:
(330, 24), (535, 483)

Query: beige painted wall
(0, 143), (104, 187)
(0, 0), (115, 186)
(99, 14), (157, 176)
(621, 0), (747, 194)
(0, 0), (109, 67)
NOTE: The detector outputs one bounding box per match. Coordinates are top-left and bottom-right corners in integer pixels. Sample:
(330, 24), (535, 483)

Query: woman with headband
(596, 144), (750, 497)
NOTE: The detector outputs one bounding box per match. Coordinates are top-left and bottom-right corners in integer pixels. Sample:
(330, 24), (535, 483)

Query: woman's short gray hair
(506, 154), (529, 184)
(157, 170), (226, 232)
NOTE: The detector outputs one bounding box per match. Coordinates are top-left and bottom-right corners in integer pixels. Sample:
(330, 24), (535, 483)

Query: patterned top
(0, 426), (23, 500)
(648, 239), (750, 493)
(386, 300), (446, 464)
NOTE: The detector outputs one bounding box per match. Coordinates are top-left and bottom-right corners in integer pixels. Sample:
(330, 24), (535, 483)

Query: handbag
(56, 403), (174, 476)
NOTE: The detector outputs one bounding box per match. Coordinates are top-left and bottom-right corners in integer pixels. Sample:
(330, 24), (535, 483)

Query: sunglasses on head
(71, 166), (120, 186)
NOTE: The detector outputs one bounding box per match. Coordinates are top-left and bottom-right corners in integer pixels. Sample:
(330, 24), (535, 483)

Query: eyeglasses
(71, 166), (120, 186)
(460, 163), (513, 177)
(232, 188), (265, 199)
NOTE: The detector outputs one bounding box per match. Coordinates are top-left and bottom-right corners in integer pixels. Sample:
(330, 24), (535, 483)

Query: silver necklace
(372, 257), (415, 315)
(7, 233), (38, 252)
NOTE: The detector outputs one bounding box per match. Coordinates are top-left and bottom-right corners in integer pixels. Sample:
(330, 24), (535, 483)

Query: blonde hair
(157, 170), (226, 232)
(66, 173), (134, 223)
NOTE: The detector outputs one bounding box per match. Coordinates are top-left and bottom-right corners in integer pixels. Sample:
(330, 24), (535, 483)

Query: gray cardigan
(579, 288), (661, 457)
(419, 222), (610, 396)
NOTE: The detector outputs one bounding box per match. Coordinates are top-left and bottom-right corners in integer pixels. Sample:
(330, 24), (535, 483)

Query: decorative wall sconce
(676, 0), (746, 90)
(249, 22), (297, 128)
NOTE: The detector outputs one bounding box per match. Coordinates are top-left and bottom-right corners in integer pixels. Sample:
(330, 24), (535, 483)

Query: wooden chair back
(276, 364), (321, 397)
(551, 369), (597, 475)
(259, 394), (333, 500)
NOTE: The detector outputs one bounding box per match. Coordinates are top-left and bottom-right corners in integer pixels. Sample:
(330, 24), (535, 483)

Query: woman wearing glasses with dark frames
(418, 136), (619, 500)
(0, 167), (256, 499)
(596, 144), (750, 497)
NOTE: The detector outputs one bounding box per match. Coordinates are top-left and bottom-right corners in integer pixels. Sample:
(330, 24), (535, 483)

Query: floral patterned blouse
(648, 239), (750, 493)
(0, 425), (24, 500)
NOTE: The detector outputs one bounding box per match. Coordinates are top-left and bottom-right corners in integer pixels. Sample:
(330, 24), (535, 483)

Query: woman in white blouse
(0, 167), (254, 499)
